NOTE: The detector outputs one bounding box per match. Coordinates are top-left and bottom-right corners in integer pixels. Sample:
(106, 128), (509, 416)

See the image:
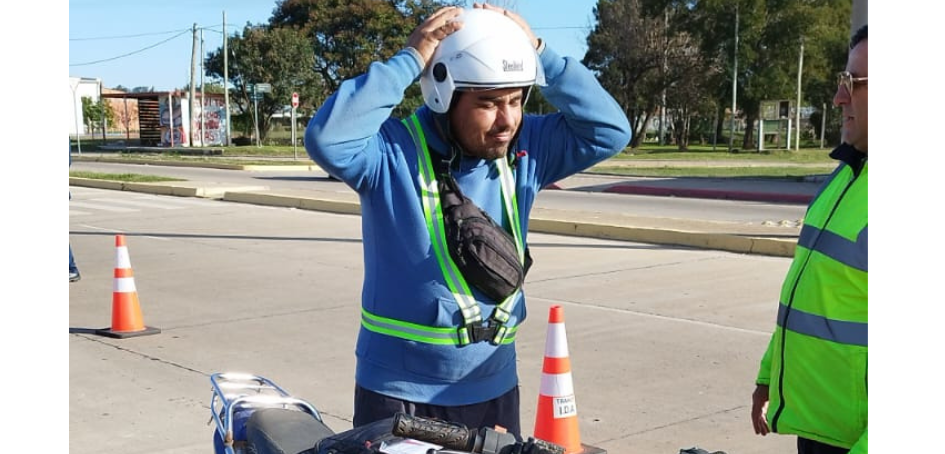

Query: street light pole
(253, 84), (261, 148)
(728, 4), (739, 152)
(795, 37), (804, 151)
(70, 79), (82, 155)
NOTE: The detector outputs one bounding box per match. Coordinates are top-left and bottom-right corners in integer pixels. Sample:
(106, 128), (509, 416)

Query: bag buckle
(460, 323), (500, 345)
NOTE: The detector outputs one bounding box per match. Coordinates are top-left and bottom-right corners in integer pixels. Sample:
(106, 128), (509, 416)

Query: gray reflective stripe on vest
(361, 308), (518, 345)
(777, 304), (867, 347)
(797, 224), (868, 272)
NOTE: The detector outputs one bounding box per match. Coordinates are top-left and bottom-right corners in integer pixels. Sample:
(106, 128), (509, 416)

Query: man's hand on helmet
(407, 6), (464, 68)
(473, 3), (540, 50)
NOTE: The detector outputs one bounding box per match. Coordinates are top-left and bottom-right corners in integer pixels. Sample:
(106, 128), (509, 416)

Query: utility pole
(223, 11), (231, 147)
(200, 28), (205, 147)
(795, 37), (804, 151)
(658, 9), (668, 146)
(728, 4), (739, 152)
(190, 23), (199, 147)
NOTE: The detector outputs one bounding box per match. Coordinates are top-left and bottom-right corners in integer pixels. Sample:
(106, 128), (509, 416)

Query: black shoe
(70, 270), (81, 283)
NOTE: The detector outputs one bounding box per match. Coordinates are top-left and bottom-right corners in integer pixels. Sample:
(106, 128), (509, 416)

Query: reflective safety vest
(359, 114), (525, 346)
(761, 158), (868, 449)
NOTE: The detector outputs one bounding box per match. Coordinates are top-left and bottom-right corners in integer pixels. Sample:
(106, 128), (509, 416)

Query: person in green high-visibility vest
(751, 24), (867, 454)
(304, 3), (630, 438)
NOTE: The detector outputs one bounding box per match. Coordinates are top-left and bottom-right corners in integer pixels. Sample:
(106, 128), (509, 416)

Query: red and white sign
(291, 92), (299, 108)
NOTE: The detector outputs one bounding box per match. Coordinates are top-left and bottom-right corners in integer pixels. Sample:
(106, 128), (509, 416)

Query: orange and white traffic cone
(534, 305), (584, 454)
(97, 235), (160, 339)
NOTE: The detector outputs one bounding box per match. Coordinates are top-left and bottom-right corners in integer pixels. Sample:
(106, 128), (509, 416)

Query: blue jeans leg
(70, 243), (78, 273)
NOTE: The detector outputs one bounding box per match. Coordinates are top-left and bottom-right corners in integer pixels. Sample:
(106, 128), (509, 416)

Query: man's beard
(464, 145), (507, 161)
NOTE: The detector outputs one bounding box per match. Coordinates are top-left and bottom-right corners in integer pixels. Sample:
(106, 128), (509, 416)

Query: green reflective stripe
(362, 308), (518, 345)
(362, 308), (459, 345)
(493, 324), (512, 344)
(492, 159), (522, 325)
(397, 114), (525, 346)
(404, 116), (482, 325)
(496, 158), (525, 262)
(492, 290), (518, 323)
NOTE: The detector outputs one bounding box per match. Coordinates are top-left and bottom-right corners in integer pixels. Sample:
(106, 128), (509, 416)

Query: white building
(68, 76), (101, 137)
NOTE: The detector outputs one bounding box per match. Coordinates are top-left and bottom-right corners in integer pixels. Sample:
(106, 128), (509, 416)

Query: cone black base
(96, 326), (161, 339)
(578, 444), (607, 454)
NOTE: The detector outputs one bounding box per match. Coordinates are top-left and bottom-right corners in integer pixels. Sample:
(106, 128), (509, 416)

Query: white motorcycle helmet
(420, 8), (544, 114)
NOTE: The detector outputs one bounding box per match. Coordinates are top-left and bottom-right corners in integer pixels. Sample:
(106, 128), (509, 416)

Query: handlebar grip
(391, 412), (475, 451)
(527, 436), (566, 454)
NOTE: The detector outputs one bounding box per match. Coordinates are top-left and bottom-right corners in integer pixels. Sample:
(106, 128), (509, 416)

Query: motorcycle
(209, 372), (567, 454)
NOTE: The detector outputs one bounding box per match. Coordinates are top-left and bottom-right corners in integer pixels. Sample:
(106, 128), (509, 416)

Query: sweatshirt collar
(829, 143), (867, 176)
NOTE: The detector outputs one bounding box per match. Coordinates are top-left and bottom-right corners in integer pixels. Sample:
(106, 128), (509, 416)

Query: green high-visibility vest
(760, 160), (868, 449)
(360, 114), (525, 346)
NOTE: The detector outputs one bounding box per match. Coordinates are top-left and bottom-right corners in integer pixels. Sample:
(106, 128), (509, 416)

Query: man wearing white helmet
(305, 3), (631, 436)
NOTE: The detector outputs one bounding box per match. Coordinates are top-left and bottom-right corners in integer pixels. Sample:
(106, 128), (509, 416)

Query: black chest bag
(435, 161), (533, 303)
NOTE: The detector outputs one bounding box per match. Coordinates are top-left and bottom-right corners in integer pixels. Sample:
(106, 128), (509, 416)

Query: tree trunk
(742, 113), (757, 150)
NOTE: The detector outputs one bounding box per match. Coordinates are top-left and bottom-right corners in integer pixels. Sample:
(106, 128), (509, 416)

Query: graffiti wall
(192, 102), (226, 146)
(159, 96), (189, 147)
(159, 95), (227, 147)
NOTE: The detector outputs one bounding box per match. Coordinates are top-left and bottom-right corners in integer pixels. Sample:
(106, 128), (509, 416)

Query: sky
(69, 0), (601, 92)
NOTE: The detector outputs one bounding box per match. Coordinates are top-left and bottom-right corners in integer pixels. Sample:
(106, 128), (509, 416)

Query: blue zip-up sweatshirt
(305, 45), (631, 406)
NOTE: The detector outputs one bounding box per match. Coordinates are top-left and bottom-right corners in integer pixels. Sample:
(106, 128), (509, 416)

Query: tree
(644, 0), (851, 150)
(205, 23), (323, 140)
(268, 0), (461, 118)
(81, 96), (116, 133)
(583, 0), (668, 149)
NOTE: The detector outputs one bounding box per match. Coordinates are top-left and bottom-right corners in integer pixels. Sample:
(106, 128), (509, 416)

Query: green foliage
(631, 0), (852, 150)
(205, 23), (323, 141)
(81, 96), (117, 132)
(269, 0), (461, 112)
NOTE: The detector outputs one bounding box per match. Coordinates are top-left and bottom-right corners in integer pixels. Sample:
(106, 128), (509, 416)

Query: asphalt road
(70, 160), (812, 226)
(69, 186), (796, 454)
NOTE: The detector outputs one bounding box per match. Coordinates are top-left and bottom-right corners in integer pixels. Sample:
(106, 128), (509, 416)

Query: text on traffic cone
(534, 305), (582, 454)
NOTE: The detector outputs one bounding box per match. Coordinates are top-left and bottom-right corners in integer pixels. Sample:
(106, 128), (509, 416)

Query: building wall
(104, 88), (140, 133)
(68, 77), (101, 137)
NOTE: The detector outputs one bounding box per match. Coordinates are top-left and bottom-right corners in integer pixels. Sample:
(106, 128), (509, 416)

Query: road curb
(70, 179), (798, 258)
(602, 185), (813, 204)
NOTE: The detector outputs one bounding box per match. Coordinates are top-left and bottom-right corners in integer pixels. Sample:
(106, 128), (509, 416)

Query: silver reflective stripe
(777, 304), (867, 347)
(798, 224), (868, 272)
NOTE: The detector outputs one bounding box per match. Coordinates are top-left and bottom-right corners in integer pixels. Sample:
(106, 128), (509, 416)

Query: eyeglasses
(837, 71), (868, 95)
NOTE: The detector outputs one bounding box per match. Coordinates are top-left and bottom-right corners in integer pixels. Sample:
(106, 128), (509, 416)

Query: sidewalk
(71, 155), (826, 257)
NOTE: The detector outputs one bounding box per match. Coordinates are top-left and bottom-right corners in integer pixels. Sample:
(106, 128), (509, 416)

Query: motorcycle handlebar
(390, 413), (565, 454)
(392, 412), (476, 451)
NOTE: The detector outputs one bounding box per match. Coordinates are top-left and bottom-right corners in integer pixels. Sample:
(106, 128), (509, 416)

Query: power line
(70, 27), (191, 41)
(70, 29), (191, 66)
